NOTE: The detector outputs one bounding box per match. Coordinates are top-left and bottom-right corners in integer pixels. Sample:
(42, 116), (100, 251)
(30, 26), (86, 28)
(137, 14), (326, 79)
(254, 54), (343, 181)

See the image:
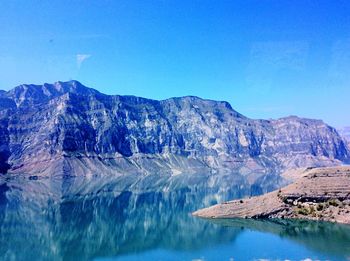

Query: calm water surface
(0, 174), (349, 261)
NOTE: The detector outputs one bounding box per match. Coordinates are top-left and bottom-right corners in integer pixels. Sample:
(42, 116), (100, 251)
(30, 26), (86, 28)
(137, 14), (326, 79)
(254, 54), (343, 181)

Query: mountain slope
(0, 81), (348, 178)
(338, 126), (350, 148)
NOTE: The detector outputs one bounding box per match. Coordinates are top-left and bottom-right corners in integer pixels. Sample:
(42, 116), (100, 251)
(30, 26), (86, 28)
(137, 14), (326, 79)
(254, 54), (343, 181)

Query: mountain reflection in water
(0, 173), (349, 261)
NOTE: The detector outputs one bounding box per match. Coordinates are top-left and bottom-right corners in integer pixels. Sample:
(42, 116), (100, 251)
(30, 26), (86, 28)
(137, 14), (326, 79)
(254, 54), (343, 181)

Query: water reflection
(0, 174), (349, 261)
(209, 218), (350, 259)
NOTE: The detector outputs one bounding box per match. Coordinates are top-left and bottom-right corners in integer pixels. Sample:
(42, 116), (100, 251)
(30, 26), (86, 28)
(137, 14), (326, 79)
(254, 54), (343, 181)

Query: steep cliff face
(0, 81), (348, 177)
(338, 126), (350, 148)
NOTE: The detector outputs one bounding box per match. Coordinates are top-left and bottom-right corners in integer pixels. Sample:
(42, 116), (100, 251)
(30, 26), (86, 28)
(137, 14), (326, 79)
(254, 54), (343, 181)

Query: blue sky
(0, 0), (349, 127)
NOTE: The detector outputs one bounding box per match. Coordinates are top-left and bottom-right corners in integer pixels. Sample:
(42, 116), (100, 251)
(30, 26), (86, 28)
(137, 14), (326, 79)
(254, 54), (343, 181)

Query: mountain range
(0, 81), (348, 181)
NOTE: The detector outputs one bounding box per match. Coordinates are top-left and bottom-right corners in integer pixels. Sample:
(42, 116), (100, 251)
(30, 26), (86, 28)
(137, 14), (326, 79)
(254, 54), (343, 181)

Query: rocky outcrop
(338, 126), (350, 149)
(193, 166), (350, 224)
(0, 80), (348, 177)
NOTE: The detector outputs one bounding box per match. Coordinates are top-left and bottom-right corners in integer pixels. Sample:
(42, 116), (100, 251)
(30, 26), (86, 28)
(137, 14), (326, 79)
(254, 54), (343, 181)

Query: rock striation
(0, 80), (348, 177)
(193, 166), (350, 224)
(338, 126), (350, 148)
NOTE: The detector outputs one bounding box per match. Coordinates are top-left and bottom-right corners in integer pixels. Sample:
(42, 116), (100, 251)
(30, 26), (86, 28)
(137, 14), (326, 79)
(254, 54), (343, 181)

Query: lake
(0, 174), (349, 261)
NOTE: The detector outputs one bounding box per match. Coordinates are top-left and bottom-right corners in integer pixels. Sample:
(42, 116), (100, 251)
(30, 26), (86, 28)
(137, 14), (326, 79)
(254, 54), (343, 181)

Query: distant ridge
(0, 81), (348, 179)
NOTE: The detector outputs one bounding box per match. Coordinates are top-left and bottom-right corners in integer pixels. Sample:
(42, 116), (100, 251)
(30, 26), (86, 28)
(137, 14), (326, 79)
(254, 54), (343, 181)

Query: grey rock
(0, 80), (348, 177)
(338, 126), (350, 147)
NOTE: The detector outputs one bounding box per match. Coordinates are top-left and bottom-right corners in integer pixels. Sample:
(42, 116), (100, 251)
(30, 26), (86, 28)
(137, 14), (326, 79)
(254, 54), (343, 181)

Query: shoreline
(193, 166), (350, 225)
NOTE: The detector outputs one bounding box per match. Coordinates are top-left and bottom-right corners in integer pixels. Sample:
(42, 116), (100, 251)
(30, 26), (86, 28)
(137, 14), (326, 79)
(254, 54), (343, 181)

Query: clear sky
(0, 0), (349, 127)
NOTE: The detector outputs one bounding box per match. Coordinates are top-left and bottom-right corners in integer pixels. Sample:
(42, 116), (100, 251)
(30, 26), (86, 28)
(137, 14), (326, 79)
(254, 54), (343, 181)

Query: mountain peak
(5, 80), (99, 107)
(52, 80), (100, 95)
(4, 81), (241, 116)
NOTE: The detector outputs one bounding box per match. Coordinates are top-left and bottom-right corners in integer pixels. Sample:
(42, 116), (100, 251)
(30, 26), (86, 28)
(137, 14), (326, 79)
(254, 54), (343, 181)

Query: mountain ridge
(0, 81), (337, 124)
(1, 80), (236, 106)
(0, 81), (348, 179)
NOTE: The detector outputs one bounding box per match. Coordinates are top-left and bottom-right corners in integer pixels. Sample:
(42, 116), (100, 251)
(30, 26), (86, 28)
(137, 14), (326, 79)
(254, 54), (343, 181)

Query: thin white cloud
(245, 40), (309, 93)
(329, 39), (350, 81)
(76, 54), (91, 69)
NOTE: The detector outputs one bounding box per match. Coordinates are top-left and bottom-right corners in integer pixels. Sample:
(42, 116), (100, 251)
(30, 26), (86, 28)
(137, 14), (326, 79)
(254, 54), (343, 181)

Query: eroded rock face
(338, 126), (350, 148)
(0, 80), (348, 177)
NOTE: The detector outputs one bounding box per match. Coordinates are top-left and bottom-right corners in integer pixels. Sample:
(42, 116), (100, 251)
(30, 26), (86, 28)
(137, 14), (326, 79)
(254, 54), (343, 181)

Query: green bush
(297, 207), (309, 215)
(316, 203), (324, 211)
(328, 199), (339, 207)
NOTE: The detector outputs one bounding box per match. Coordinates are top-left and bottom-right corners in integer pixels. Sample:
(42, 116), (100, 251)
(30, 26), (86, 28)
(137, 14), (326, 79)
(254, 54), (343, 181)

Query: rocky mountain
(338, 126), (350, 146)
(0, 80), (348, 179)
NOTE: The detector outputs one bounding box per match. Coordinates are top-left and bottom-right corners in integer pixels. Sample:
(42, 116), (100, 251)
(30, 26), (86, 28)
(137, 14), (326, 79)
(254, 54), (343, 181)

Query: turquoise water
(0, 176), (349, 261)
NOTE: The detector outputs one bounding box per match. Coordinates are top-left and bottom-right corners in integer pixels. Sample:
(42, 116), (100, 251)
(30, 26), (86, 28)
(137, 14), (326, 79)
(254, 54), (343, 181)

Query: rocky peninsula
(193, 166), (350, 224)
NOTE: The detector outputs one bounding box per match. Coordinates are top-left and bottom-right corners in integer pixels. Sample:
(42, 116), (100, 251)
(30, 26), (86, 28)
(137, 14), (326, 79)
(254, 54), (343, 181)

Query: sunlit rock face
(338, 126), (350, 148)
(0, 80), (348, 177)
